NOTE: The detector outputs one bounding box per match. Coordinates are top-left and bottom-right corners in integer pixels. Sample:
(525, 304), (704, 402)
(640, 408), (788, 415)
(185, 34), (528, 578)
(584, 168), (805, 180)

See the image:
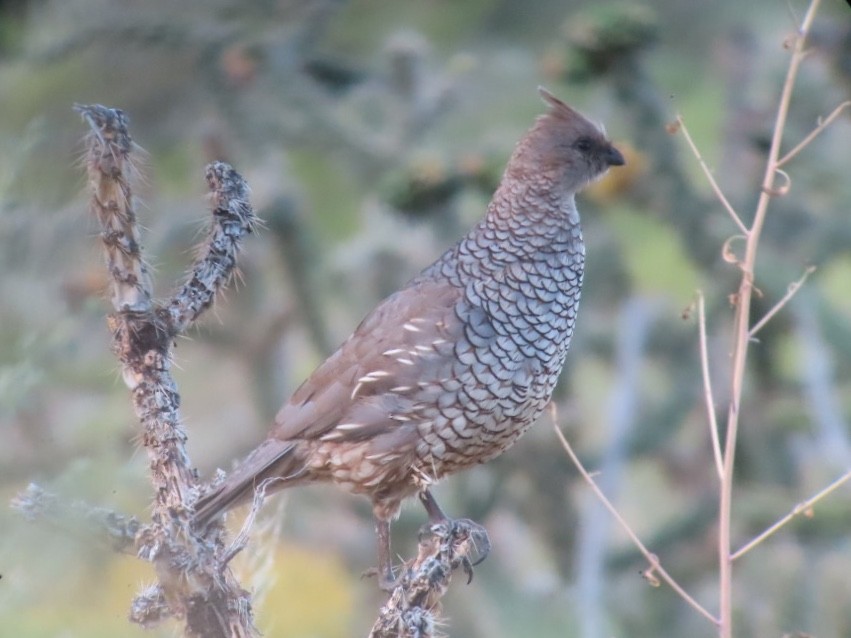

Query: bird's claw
(452, 518), (491, 569)
(460, 555), (475, 584)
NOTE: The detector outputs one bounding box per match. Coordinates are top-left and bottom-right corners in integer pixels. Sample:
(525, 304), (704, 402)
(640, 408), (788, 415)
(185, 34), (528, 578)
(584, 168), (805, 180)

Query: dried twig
(675, 116), (749, 236)
(678, 2), (826, 636)
(731, 468), (851, 561)
(714, 4), (822, 636)
(74, 104), (257, 637)
(776, 100), (851, 168)
(552, 415), (719, 627)
(747, 266), (815, 339)
(697, 292), (724, 480)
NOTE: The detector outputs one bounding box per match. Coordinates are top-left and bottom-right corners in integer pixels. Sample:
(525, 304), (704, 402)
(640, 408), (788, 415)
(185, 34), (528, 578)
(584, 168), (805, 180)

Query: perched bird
(194, 88), (624, 588)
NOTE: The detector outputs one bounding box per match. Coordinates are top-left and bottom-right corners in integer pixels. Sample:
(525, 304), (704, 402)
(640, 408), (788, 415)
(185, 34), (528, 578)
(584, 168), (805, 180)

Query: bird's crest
(537, 86), (604, 134)
(538, 86), (580, 119)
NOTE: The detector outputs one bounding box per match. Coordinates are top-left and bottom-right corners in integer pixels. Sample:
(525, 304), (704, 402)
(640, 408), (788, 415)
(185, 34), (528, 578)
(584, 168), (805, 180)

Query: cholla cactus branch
(130, 584), (171, 628)
(168, 162), (256, 332)
(75, 104), (256, 637)
(11, 483), (142, 553)
(369, 518), (490, 638)
(76, 104), (152, 313)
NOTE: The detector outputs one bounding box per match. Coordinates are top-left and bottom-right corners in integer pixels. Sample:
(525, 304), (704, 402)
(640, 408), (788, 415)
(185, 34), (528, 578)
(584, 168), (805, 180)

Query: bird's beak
(604, 145), (626, 167)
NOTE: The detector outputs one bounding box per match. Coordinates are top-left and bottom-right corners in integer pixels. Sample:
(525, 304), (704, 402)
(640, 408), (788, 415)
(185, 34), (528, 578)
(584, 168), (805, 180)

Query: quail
(194, 88), (625, 588)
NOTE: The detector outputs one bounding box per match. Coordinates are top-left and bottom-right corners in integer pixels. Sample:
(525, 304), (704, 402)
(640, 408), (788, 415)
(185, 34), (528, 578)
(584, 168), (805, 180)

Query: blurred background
(2, 0), (851, 636)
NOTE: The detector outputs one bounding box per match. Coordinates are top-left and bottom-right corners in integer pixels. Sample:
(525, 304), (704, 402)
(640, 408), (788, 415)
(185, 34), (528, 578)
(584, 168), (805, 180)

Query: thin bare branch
(552, 417), (719, 627)
(731, 468), (851, 561)
(697, 292), (724, 480)
(676, 116), (749, 236)
(777, 101), (851, 168)
(748, 266), (816, 339)
(716, 2), (822, 636)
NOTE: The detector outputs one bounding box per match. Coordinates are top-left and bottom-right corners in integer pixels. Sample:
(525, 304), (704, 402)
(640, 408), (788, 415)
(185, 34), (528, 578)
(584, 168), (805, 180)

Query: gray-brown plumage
(194, 88), (624, 586)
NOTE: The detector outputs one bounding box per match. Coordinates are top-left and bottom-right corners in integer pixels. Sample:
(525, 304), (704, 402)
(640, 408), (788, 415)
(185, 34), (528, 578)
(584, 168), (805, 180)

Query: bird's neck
(413, 176), (584, 286)
(485, 173), (580, 233)
(451, 176), (584, 275)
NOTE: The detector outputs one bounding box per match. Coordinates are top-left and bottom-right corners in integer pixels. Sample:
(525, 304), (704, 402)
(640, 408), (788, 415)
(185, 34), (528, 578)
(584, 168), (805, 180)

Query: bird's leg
(419, 488), (448, 523)
(417, 488), (492, 581)
(375, 518), (398, 592)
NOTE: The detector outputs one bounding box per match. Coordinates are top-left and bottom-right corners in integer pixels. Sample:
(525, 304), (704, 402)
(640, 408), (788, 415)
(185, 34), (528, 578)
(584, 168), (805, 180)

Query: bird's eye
(574, 138), (593, 152)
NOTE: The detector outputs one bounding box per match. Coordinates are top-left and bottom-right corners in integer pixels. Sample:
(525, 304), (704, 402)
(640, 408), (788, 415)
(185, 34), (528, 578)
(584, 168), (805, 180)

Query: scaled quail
(193, 88), (625, 588)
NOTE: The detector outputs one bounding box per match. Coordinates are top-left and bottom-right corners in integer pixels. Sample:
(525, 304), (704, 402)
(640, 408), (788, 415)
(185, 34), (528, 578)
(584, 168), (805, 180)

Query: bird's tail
(192, 439), (307, 529)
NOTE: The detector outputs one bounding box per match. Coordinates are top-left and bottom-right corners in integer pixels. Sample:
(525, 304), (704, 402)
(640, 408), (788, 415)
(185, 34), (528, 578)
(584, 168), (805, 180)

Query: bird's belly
(411, 370), (555, 481)
(404, 273), (579, 482)
(307, 438), (433, 521)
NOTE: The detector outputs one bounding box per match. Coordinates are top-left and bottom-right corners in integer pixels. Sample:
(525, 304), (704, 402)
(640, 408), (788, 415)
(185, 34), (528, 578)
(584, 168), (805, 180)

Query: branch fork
(49, 104), (257, 637)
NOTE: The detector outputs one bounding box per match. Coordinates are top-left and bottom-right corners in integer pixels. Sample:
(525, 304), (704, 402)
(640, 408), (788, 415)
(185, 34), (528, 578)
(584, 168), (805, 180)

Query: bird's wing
(271, 278), (464, 442)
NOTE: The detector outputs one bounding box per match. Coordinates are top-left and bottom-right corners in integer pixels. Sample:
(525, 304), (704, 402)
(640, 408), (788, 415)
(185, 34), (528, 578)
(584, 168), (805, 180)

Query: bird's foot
(366, 500), (492, 594)
(418, 517), (491, 584)
(455, 518), (491, 567)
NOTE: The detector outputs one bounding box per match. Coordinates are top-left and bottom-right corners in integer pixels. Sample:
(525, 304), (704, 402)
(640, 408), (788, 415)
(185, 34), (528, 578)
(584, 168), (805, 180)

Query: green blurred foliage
(2, 0), (851, 637)
(608, 206), (699, 297)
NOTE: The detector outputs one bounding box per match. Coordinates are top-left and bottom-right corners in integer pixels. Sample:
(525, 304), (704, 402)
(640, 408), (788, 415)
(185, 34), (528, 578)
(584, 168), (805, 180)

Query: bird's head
(506, 88), (625, 193)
